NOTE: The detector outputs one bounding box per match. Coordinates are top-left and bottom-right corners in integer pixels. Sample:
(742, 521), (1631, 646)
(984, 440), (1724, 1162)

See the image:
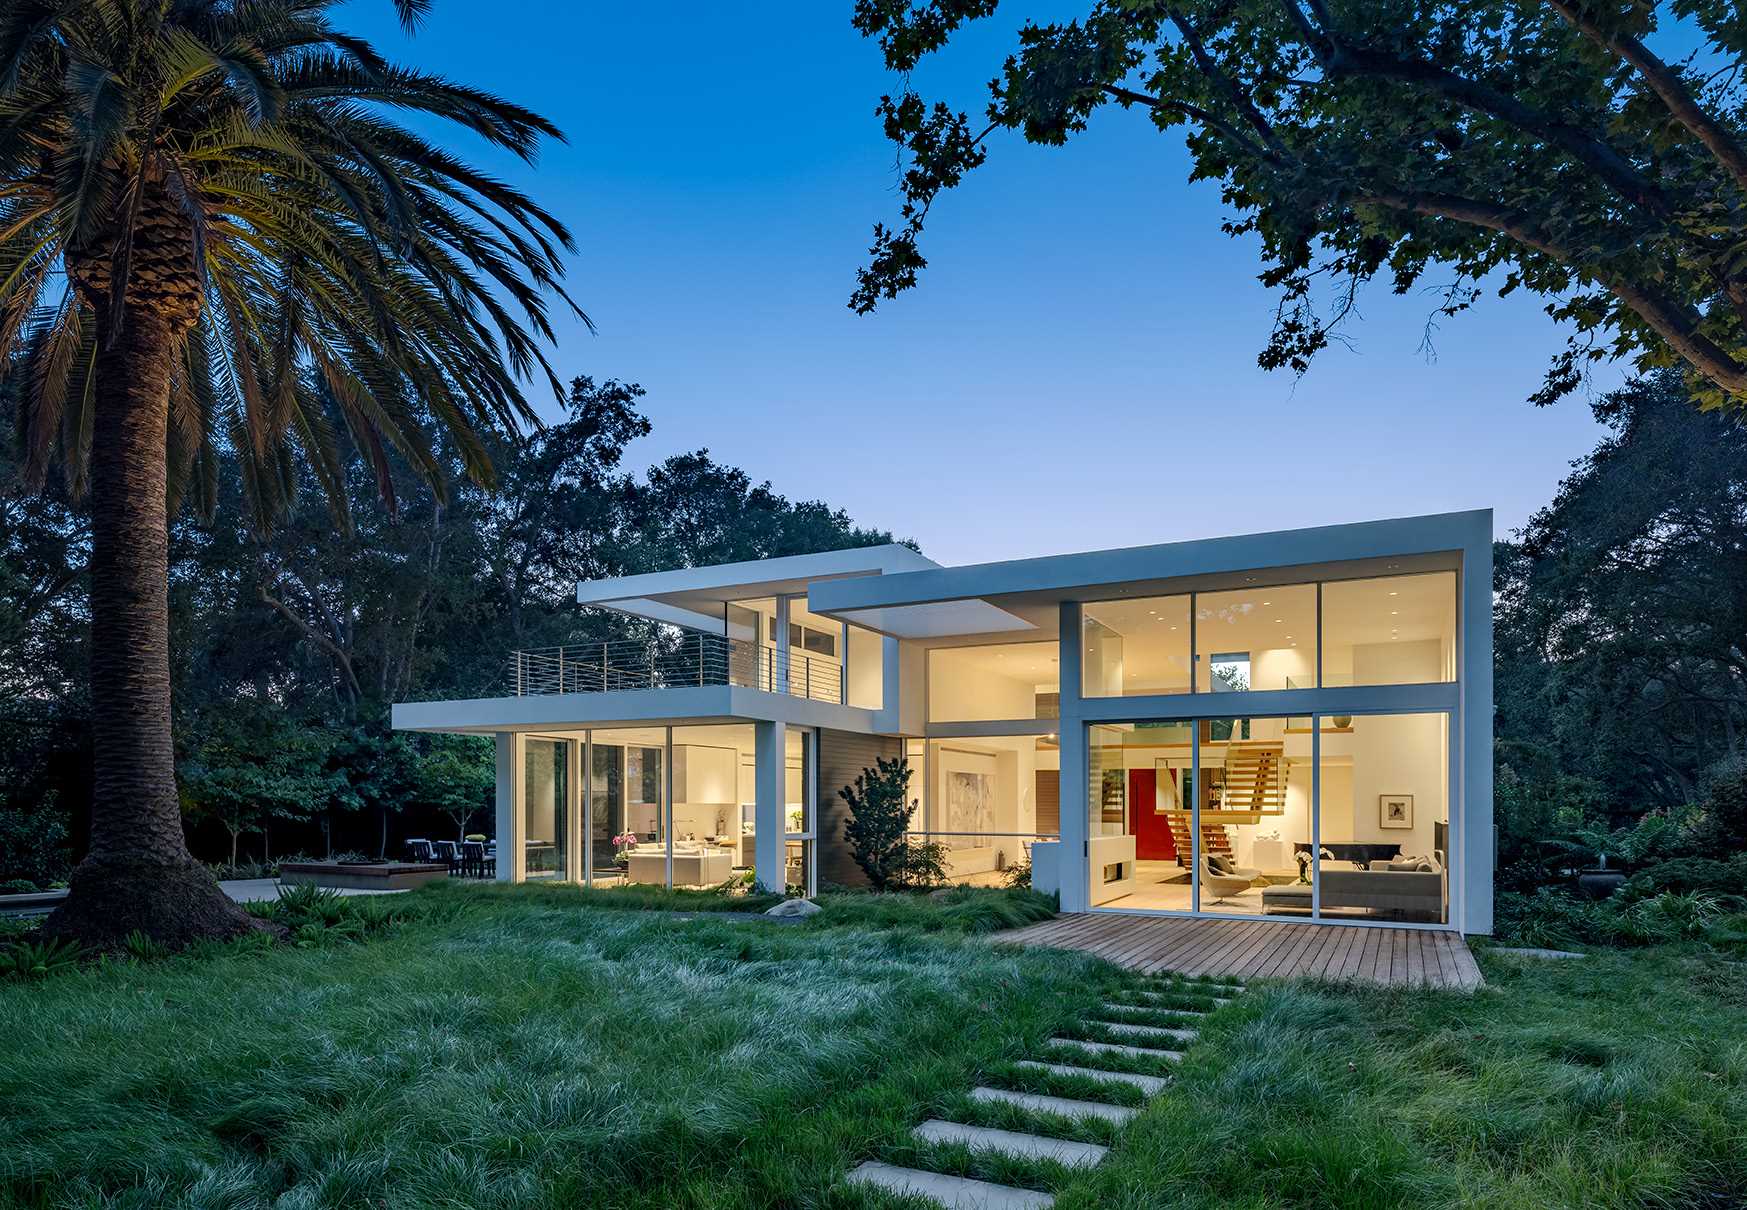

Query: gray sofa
(1261, 858), (1445, 921)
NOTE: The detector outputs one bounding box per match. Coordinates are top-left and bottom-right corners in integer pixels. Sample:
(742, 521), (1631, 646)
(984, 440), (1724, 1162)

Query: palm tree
(0, 0), (581, 948)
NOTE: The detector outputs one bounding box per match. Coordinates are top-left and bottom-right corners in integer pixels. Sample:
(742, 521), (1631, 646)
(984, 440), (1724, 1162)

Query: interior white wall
(929, 646), (1056, 722)
(1324, 713), (1448, 857)
(671, 743), (739, 839)
(927, 738), (1038, 875)
(1353, 639), (1442, 685)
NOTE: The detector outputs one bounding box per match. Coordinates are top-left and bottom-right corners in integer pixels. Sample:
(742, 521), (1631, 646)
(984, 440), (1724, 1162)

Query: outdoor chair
(462, 840), (494, 879)
(432, 840), (461, 872)
(405, 838), (435, 863)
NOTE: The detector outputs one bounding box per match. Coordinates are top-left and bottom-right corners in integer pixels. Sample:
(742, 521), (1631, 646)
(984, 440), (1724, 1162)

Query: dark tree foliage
(1495, 370), (1747, 840)
(3, 377), (903, 874)
(850, 1), (1747, 408)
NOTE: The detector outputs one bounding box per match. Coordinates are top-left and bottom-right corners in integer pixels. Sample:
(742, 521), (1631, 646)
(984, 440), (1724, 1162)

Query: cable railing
(507, 634), (844, 703)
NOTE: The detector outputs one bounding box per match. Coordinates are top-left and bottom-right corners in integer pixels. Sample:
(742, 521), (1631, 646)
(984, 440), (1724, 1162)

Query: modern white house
(391, 509), (1493, 934)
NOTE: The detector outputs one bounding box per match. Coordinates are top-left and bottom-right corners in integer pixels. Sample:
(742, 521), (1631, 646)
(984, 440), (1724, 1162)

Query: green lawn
(2, 886), (1744, 1209)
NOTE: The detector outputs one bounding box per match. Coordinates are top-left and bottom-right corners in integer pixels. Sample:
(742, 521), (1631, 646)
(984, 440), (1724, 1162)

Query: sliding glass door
(1088, 712), (1450, 925)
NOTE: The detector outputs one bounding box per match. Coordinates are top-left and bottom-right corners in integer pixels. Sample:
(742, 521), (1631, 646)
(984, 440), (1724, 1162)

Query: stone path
(843, 973), (1247, 1208)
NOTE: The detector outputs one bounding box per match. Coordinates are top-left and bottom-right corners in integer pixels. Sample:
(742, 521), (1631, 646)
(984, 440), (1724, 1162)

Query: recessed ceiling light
(1388, 591), (1398, 597)
(1390, 611), (1399, 616)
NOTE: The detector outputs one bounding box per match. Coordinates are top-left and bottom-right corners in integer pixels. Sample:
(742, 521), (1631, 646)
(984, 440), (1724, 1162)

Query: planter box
(279, 862), (448, 891)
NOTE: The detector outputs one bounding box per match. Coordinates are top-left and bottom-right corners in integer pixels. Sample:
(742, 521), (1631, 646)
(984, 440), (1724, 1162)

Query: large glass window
(592, 727), (667, 887)
(1316, 712), (1449, 923)
(668, 723), (753, 889)
(786, 728), (816, 896)
(1081, 595), (1192, 697)
(1193, 716), (1313, 916)
(1194, 584), (1317, 692)
(522, 737), (570, 880)
(1082, 711), (1448, 923)
(1322, 572), (1456, 687)
(928, 642), (1060, 722)
(920, 734), (1058, 885)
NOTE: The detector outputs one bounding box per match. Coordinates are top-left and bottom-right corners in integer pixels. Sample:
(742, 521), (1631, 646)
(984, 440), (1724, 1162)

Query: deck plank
(993, 912), (1480, 990)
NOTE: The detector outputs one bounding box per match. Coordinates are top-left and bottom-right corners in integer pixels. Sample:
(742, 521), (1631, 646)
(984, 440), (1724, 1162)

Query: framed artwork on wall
(1379, 794), (1414, 829)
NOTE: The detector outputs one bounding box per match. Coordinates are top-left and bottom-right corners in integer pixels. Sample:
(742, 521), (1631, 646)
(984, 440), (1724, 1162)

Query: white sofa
(625, 843), (733, 887)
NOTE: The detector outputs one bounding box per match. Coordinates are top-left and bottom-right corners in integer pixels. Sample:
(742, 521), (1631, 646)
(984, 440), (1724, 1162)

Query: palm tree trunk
(43, 305), (256, 950)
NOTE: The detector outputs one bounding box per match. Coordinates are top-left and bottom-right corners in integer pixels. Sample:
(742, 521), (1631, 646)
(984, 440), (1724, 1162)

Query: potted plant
(612, 832), (638, 868)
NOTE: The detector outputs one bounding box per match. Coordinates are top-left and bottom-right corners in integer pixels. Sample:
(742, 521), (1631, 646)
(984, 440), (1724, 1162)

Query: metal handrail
(507, 634), (845, 704)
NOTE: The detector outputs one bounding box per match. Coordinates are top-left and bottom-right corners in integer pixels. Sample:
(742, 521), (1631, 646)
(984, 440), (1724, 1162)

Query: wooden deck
(996, 914), (1484, 990)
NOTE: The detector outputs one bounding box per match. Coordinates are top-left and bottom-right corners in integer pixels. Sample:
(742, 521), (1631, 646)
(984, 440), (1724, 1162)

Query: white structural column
(566, 737), (584, 885)
(1461, 537), (1495, 934)
(1057, 601), (1089, 912)
(754, 719), (788, 892)
(494, 731), (525, 883)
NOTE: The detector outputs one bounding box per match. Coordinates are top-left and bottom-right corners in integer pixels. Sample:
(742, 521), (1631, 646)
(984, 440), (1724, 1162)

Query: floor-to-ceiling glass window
(588, 736), (621, 883)
(590, 727), (667, 886)
(1084, 711), (1448, 923)
(1193, 716), (1313, 916)
(917, 734), (1059, 886)
(669, 723), (755, 888)
(1316, 712), (1450, 923)
(522, 737), (571, 880)
(786, 727), (816, 895)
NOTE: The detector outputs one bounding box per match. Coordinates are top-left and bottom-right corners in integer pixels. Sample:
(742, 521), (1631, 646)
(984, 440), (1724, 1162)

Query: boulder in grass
(766, 898), (821, 918)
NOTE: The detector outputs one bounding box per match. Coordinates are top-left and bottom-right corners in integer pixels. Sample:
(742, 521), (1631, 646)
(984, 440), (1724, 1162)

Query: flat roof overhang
(575, 543), (940, 633)
(390, 685), (882, 735)
(807, 509), (1490, 641)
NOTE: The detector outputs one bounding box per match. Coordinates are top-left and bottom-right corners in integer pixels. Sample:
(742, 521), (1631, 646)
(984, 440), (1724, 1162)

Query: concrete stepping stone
(970, 1085), (1138, 1126)
(1095, 1019), (1199, 1043)
(1111, 998), (1207, 1016)
(846, 1161), (1053, 1209)
(1048, 1036), (1183, 1062)
(1152, 981), (1242, 997)
(1016, 1059), (1169, 1096)
(915, 1119), (1109, 1169)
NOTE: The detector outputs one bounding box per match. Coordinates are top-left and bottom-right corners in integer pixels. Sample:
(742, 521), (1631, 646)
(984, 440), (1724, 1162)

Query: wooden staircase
(1164, 813), (1234, 869)
(1219, 741), (1287, 819)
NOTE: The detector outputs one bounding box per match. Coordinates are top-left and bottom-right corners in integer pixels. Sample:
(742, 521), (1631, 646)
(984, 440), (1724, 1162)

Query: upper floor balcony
(507, 634), (845, 704)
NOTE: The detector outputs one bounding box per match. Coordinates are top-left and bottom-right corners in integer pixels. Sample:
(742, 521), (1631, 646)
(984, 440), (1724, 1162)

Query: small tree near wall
(839, 757), (947, 890)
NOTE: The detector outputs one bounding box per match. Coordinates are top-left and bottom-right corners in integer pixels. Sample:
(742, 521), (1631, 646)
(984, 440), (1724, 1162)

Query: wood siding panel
(1035, 770), (1060, 836)
(816, 729), (903, 889)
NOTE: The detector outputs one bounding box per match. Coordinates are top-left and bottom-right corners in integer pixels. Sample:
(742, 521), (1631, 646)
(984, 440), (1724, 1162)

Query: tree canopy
(1495, 369), (1747, 861)
(1, 376), (904, 869)
(851, 0), (1747, 408)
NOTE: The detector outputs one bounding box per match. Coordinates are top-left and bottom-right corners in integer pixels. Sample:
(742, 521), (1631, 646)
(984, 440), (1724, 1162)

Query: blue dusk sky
(340, 1), (1618, 566)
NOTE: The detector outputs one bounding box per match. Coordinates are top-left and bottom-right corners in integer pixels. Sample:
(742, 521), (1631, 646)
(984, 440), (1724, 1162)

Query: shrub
(1496, 887), (1734, 948)
(1, 878), (41, 896)
(1687, 758), (1747, 854)
(1620, 856), (1747, 903)
(0, 935), (84, 980)
(1002, 856), (1032, 890)
(1495, 888), (1616, 948)
(0, 795), (71, 889)
(839, 756), (932, 891)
